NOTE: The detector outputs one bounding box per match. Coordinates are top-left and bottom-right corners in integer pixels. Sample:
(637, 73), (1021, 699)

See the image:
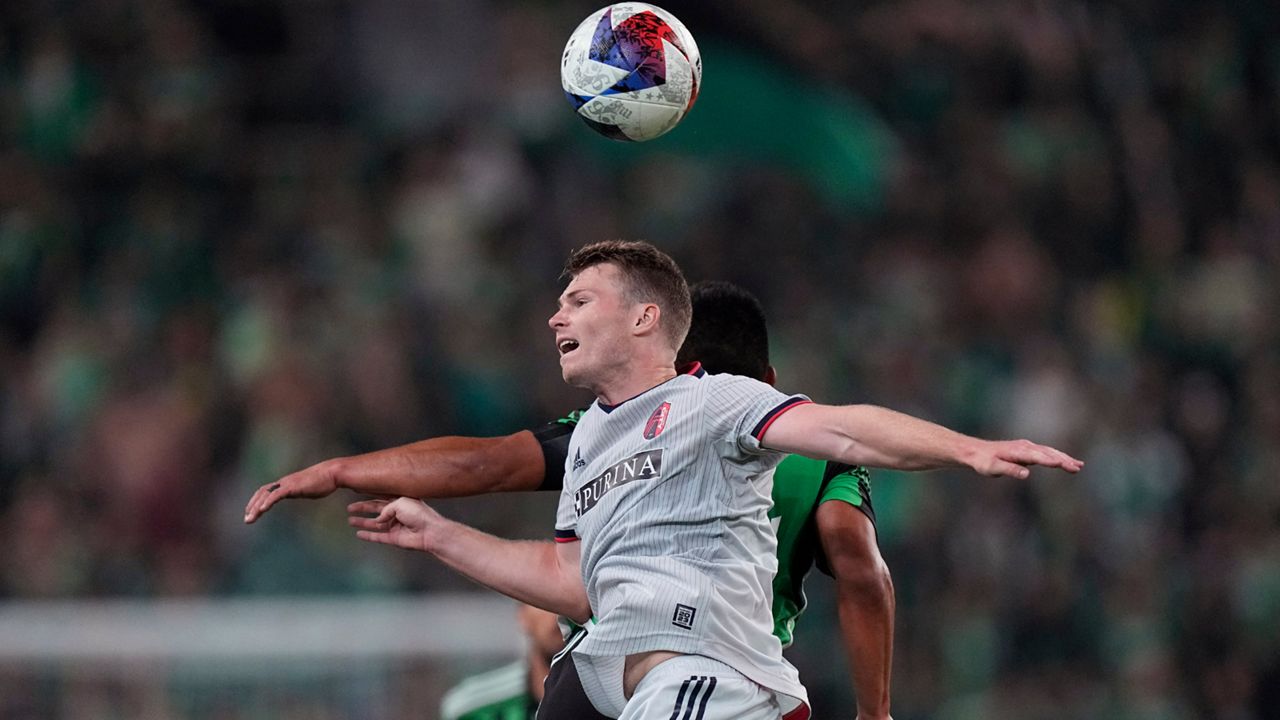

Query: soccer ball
(560, 4), (701, 142)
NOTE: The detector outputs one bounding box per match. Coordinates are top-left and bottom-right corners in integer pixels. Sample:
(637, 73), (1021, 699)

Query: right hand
(243, 461), (341, 524)
(347, 497), (446, 552)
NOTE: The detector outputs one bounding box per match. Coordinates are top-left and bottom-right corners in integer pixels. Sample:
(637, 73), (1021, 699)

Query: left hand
(966, 439), (1083, 478)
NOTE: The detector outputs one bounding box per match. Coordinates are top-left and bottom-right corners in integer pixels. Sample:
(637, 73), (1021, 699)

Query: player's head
(559, 240), (692, 350)
(550, 240), (692, 388)
(677, 280), (776, 385)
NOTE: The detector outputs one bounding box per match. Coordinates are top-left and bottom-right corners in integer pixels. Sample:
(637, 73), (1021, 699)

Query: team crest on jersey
(643, 402), (671, 440)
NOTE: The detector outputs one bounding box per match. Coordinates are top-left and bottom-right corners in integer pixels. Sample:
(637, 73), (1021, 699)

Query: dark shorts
(539, 633), (608, 720)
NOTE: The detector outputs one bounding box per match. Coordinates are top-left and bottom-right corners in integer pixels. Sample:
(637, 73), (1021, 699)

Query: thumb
(980, 457), (1030, 478)
(376, 499), (404, 524)
(998, 463), (1031, 479)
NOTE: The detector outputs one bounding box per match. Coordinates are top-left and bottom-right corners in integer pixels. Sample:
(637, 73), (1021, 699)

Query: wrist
(954, 435), (984, 472)
(323, 457), (350, 491)
(419, 512), (454, 555)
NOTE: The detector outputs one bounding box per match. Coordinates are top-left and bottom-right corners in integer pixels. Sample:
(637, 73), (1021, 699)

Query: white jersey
(554, 364), (811, 716)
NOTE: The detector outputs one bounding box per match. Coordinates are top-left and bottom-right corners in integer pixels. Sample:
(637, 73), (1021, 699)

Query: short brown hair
(563, 240), (692, 351)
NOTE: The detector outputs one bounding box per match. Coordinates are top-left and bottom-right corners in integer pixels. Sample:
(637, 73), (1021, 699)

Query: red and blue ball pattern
(561, 4), (701, 142)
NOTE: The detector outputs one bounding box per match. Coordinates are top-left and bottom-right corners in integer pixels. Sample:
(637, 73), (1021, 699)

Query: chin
(559, 360), (583, 386)
(561, 371), (591, 390)
(560, 356), (594, 390)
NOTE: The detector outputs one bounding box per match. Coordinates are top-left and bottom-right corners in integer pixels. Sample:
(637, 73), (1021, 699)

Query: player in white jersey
(349, 240), (1083, 720)
(549, 362), (813, 717)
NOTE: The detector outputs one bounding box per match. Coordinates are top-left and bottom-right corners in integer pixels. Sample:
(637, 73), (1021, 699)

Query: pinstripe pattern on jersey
(750, 396), (813, 439)
(554, 371), (810, 715)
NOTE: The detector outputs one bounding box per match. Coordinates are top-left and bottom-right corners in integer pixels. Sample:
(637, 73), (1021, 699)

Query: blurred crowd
(1, 0), (1277, 718)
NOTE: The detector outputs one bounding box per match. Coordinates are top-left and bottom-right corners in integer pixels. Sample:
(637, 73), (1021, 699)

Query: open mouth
(558, 339), (580, 355)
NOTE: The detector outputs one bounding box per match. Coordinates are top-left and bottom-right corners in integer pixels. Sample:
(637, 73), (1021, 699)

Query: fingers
(355, 529), (397, 545)
(347, 498), (399, 532)
(986, 460), (1032, 479)
(243, 489), (263, 523)
(348, 514), (391, 531)
(1049, 446), (1084, 471)
(988, 440), (1084, 478)
(347, 498), (390, 515)
(1006, 441), (1083, 471)
(244, 482), (286, 523)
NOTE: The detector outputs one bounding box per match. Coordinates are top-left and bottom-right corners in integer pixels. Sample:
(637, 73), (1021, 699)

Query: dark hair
(676, 280), (770, 381)
(563, 240), (692, 350)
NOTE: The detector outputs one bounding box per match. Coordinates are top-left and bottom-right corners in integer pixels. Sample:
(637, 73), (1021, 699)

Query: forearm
(423, 521), (590, 623)
(830, 405), (977, 471)
(765, 404), (978, 471)
(836, 576), (894, 719)
(332, 432), (544, 497)
(818, 502), (894, 719)
(763, 404), (1081, 479)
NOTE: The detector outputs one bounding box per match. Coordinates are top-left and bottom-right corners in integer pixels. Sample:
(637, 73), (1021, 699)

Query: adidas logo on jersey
(572, 449), (586, 471)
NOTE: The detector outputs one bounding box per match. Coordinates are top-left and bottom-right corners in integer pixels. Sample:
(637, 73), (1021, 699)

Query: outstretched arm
(761, 403), (1082, 477)
(816, 501), (894, 720)
(348, 497), (591, 623)
(244, 431), (546, 523)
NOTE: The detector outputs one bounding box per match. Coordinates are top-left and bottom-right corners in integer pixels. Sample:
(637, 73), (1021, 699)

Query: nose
(548, 307), (566, 330)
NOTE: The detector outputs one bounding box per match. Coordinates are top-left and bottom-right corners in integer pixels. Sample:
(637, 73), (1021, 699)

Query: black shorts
(538, 642), (609, 720)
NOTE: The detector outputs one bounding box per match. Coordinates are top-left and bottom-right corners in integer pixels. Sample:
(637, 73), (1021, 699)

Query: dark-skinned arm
(244, 431), (546, 523)
(816, 501), (895, 720)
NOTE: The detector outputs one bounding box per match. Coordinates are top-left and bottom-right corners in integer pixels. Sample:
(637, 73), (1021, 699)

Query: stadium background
(1, 0), (1278, 718)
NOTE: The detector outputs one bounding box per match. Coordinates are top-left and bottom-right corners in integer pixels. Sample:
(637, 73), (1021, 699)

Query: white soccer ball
(560, 3), (702, 142)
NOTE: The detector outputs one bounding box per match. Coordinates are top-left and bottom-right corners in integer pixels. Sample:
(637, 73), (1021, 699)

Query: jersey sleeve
(553, 421), (582, 541)
(531, 408), (586, 492)
(813, 462), (876, 577)
(703, 374), (811, 460)
(554, 482), (579, 542)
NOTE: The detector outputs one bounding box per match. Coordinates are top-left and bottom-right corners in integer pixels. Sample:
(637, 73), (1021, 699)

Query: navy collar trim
(597, 362), (705, 414)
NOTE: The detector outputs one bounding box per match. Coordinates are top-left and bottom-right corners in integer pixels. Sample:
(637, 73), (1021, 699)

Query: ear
(764, 365), (778, 386)
(632, 303), (662, 337)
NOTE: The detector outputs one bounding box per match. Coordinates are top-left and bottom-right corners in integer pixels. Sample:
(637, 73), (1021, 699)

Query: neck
(592, 362), (678, 407)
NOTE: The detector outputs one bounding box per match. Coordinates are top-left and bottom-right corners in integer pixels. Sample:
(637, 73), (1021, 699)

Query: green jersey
(769, 455), (873, 647)
(440, 661), (536, 720)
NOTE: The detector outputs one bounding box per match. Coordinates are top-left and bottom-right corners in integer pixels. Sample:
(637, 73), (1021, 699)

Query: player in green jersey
(244, 281), (891, 718)
(440, 604), (563, 720)
(674, 282), (892, 715)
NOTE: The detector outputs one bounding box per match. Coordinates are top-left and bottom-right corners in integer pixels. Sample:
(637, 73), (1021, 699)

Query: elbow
(817, 502), (895, 607)
(818, 428), (867, 467)
(567, 599), (592, 626)
(556, 587), (591, 625)
(834, 557), (894, 608)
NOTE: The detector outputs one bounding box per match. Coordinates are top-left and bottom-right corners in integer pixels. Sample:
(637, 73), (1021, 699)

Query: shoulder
(440, 661), (529, 720)
(699, 372), (788, 412)
(700, 371), (768, 391)
(557, 407), (589, 427)
(532, 407), (589, 441)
